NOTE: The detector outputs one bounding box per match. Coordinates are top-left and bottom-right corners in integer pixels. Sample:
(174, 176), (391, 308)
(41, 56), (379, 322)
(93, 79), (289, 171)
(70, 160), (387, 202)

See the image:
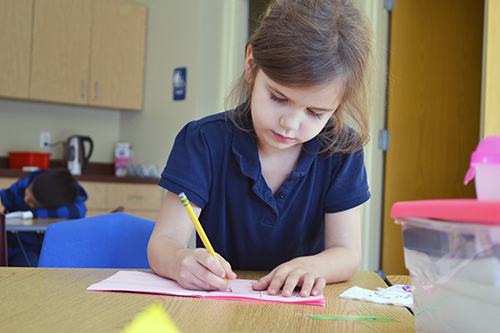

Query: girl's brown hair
(226, 0), (375, 154)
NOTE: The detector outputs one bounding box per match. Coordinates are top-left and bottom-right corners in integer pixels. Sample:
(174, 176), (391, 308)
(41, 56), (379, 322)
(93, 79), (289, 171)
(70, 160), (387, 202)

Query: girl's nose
(280, 111), (300, 131)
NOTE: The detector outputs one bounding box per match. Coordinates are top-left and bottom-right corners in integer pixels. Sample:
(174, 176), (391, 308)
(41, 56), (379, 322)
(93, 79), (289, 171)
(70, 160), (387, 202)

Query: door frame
(356, 0), (388, 271)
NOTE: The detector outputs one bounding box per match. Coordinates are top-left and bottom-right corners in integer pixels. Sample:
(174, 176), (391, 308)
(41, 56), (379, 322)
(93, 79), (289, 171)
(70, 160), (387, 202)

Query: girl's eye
(270, 93), (286, 104)
(308, 110), (323, 119)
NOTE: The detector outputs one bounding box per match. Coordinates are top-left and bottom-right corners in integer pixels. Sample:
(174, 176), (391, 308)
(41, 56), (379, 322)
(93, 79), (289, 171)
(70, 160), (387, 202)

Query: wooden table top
(0, 268), (414, 332)
(386, 275), (412, 287)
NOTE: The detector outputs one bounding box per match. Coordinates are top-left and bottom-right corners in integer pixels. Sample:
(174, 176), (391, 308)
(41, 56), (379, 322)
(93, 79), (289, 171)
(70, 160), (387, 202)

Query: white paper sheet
(340, 285), (413, 307)
(87, 270), (325, 306)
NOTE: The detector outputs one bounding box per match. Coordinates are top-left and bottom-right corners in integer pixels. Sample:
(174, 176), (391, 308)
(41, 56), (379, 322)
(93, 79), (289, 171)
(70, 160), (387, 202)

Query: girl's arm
(252, 206), (362, 297)
(147, 191), (236, 291)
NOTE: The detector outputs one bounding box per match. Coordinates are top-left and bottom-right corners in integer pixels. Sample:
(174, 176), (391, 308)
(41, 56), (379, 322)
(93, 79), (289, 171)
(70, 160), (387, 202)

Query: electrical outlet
(40, 131), (51, 149)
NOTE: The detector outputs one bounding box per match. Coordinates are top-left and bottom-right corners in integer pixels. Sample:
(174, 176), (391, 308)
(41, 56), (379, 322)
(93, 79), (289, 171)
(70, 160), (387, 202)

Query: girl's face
(248, 64), (344, 155)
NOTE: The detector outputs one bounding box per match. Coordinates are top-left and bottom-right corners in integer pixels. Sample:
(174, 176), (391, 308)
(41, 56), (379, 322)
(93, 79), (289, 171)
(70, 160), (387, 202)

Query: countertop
(0, 157), (159, 184)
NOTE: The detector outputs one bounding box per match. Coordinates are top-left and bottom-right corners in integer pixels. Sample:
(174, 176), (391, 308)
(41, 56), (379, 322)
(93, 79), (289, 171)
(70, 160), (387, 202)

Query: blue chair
(38, 213), (155, 269)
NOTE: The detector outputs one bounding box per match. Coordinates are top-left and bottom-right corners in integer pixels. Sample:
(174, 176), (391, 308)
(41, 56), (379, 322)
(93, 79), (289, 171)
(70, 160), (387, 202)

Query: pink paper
(87, 271), (325, 306)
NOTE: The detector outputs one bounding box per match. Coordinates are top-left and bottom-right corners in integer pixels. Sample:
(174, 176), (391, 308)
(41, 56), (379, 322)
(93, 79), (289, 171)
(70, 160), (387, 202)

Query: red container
(8, 151), (51, 170)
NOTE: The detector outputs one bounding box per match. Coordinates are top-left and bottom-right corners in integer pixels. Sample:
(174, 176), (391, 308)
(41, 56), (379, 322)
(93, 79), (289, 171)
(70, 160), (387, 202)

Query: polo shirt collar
(231, 121), (261, 181)
(230, 113), (323, 182)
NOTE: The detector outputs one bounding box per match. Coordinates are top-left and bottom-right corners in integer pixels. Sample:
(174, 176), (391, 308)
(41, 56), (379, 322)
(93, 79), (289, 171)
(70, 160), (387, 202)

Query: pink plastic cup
(464, 136), (500, 200)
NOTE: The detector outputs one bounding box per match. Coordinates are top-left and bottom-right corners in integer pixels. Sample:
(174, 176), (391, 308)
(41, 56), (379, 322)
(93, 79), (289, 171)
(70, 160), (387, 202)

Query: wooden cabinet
(0, 177), (16, 192)
(30, 0), (92, 105)
(0, 0), (146, 110)
(81, 181), (164, 221)
(0, 0), (32, 99)
(89, 0), (146, 109)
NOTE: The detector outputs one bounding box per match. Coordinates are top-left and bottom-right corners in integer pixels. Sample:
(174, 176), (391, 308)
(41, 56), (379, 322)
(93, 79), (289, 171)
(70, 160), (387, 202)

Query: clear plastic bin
(392, 199), (500, 332)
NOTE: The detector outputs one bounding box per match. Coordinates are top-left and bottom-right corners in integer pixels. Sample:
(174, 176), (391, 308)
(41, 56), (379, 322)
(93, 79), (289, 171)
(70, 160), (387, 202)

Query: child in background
(0, 168), (88, 265)
(0, 168), (87, 218)
(148, 0), (375, 297)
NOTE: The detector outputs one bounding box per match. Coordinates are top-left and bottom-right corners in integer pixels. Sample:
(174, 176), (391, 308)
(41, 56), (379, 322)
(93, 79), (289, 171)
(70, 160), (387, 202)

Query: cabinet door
(0, 178), (17, 192)
(89, 0), (146, 110)
(107, 183), (162, 211)
(79, 181), (107, 210)
(0, 0), (32, 98)
(30, 0), (91, 105)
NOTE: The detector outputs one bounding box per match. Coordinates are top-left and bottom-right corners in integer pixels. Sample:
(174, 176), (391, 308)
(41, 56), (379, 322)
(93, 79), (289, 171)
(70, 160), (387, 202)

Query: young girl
(148, 0), (375, 297)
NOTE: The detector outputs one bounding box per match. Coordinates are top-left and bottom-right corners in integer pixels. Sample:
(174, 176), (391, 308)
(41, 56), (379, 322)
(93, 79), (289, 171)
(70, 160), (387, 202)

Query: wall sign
(173, 67), (187, 101)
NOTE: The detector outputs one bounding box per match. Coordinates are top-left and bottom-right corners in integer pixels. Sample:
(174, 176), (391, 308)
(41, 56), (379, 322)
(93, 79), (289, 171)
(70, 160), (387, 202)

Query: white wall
(0, 99), (120, 162)
(118, 0), (201, 169)
(119, 0), (248, 169)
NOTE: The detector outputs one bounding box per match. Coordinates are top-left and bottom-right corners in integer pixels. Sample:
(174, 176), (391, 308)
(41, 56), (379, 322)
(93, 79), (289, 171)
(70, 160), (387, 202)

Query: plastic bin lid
(391, 199), (500, 224)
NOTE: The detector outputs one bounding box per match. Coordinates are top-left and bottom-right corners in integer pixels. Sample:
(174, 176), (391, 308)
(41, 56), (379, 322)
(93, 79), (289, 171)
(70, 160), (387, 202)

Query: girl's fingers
(178, 250), (230, 291)
(218, 255), (237, 280)
(177, 268), (218, 291)
(280, 273), (304, 297)
(197, 253), (232, 289)
(266, 270), (289, 295)
(181, 277), (219, 291)
(298, 274), (315, 297)
(311, 277), (326, 296)
(252, 270), (326, 298)
(251, 272), (274, 291)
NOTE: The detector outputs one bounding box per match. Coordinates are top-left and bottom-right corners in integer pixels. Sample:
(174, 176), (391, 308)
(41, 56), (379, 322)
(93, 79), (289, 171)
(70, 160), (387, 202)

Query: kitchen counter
(0, 157), (159, 184)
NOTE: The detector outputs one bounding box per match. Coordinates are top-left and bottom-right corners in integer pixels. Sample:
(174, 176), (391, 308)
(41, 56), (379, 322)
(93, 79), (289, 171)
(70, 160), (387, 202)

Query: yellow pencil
(178, 192), (232, 291)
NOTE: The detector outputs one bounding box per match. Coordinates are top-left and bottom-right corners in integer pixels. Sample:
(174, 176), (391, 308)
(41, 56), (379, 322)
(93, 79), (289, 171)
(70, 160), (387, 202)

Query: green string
(309, 315), (394, 322)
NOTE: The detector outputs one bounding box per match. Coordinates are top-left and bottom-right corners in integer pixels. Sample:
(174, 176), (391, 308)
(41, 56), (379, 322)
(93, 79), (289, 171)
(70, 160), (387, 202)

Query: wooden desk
(0, 268), (415, 332)
(386, 275), (412, 286)
(5, 218), (69, 266)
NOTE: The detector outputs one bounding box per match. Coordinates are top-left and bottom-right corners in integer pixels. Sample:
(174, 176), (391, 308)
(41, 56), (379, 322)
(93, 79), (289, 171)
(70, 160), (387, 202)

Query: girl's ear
(244, 45), (256, 84)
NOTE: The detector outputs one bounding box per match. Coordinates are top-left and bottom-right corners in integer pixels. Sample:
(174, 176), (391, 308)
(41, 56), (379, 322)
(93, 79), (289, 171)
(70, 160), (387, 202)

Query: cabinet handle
(128, 195), (144, 200)
(95, 82), (99, 99)
(81, 81), (86, 98)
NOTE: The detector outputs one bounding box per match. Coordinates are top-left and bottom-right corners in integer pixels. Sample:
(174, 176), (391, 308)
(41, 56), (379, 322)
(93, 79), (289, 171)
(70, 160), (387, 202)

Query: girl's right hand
(148, 190), (236, 291)
(173, 247), (236, 291)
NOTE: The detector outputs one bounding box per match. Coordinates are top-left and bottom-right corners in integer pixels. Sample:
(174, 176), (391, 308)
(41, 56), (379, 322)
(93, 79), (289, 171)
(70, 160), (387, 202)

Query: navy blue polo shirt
(159, 111), (370, 271)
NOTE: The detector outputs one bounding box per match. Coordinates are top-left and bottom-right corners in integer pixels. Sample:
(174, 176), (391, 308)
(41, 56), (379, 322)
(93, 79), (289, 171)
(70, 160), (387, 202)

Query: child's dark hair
(31, 169), (78, 208)
(226, 0), (375, 154)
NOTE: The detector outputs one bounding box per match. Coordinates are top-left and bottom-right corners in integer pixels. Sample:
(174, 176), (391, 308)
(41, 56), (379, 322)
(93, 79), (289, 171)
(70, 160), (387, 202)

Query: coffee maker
(65, 135), (93, 175)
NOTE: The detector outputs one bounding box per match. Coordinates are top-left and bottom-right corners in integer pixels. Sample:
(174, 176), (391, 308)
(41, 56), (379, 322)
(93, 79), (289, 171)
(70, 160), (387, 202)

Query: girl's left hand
(251, 257), (326, 297)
